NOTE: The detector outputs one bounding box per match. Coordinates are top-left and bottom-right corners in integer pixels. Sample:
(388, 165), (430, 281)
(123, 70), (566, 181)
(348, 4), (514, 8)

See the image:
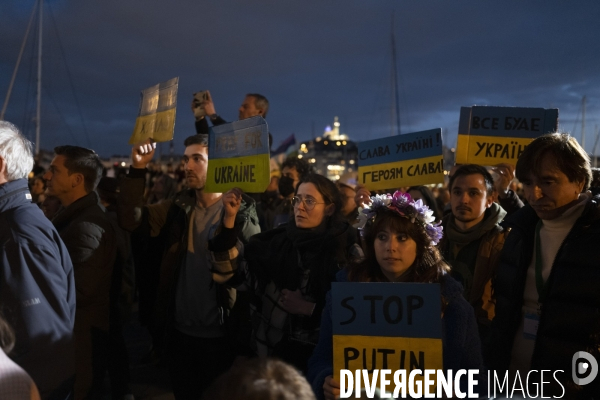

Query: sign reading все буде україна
(204, 116), (270, 193)
(455, 106), (558, 165)
(332, 282), (443, 395)
(358, 129), (444, 191)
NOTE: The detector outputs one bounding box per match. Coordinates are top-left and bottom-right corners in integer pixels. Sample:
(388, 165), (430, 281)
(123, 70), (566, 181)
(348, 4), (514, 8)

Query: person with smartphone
(192, 90), (269, 134)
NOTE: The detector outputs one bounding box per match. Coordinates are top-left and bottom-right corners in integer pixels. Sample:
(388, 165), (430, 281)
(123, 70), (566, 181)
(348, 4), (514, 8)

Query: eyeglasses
(291, 196), (325, 211)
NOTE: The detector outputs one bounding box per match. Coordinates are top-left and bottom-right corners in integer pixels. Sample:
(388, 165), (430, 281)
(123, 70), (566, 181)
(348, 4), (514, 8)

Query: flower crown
(357, 191), (443, 246)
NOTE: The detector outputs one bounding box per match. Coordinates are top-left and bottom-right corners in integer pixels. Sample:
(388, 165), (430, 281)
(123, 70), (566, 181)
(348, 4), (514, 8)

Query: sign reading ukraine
(129, 77), (179, 144)
(455, 106), (559, 165)
(205, 115), (270, 193)
(358, 129), (444, 191)
(332, 282), (443, 394)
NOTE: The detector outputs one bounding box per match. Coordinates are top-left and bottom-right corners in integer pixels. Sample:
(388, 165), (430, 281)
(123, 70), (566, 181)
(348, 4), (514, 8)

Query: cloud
(1, 0), (599, 157)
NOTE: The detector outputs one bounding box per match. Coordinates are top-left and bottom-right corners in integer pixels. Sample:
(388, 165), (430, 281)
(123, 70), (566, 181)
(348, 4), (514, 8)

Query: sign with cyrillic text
(455, 106), (558, 165)
(205, 116), (270, 193)
(129, 77), (178, 144)
(358, 129), (444, 191)
(332, 282), (443, 394)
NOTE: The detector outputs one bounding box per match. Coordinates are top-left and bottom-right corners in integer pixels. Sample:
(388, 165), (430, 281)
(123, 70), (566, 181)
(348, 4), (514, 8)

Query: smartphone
(193, 90), (209, 118)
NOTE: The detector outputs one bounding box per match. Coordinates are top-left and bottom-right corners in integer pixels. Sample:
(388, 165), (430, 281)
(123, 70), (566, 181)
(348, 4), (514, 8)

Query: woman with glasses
(306, 191), (484, 400)
(216, 173), (361, 372)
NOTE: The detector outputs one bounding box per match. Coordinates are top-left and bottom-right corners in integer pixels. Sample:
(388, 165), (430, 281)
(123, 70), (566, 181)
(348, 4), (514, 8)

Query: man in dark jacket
(0, 121), (75, 400)
(43, 145), (117, 399)
(439, 164), (513, 339)
(118, 134), (260, 398)
(486, 133), (600, 399)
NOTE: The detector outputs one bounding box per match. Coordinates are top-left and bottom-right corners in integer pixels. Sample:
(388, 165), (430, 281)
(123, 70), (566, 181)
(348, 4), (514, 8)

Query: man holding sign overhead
(117, 134), (260, 398)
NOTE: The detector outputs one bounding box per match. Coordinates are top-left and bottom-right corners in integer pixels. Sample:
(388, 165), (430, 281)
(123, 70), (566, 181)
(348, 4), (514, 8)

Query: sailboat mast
(391, 14), (401, 136)
(36, 0), (43, 155)
(581, 95), (586, 150)
(0, 1), (38, 121)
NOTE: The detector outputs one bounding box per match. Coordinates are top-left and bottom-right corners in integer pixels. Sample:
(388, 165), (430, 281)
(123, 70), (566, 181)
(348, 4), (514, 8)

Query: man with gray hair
(0, 121), (75, 399)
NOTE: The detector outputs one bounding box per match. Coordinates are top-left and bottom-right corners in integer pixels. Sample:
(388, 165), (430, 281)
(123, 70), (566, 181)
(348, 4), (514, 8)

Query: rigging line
(22, 7), (40, 141)
(1, 0), (38, 120)
(47, 2), (92, 149)
(366, 52), (390, 141)
(571, 98), (582, 136)
(42, 84), (80, 146)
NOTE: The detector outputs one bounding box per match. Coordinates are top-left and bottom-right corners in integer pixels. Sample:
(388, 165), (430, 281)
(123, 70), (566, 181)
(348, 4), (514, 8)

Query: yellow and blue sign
(129, 77), (179, 144)
(455, 106), (558, 165)
(358, 129), (444, 191)
(332, 282), (443, 394)
(205, 116), (270, 193)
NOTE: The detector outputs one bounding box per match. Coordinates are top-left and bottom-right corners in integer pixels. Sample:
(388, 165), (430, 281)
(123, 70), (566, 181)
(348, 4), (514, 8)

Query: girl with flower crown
(306, 191), (484, 400)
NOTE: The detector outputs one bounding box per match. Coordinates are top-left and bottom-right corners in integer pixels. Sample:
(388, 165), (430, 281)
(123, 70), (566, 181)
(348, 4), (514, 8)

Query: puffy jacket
(52, 190), (117, 332)
(486, 195), (600, 399)
(0, 179), (75, 399)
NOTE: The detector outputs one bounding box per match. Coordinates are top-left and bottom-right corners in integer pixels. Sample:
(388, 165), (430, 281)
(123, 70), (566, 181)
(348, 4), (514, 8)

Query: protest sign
(358, 129), (444, 191)
(332, 282), (443, 394)
(205, 116), (270, 193)
(129, 77), (179, 144)
(455, 106), (558, 165)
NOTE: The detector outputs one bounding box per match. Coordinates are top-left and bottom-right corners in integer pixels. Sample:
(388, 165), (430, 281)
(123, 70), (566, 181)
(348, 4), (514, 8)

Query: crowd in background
(1, 91), (600, 400)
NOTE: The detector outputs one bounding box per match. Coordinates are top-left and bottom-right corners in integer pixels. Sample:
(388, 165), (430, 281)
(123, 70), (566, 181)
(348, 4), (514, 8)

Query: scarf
(444, 202), (506, 246)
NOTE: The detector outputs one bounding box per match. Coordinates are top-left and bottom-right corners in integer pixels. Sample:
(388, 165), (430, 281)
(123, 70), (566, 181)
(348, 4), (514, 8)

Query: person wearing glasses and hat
(215, 173), (361, 373)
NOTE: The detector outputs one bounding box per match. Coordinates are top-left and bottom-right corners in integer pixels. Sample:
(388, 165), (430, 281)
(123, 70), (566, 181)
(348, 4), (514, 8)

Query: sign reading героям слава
(358, 129), (444, 191)
(455, 106), (558, 165)
(332, 282), (443, 395)
(205, 116), (270, 193)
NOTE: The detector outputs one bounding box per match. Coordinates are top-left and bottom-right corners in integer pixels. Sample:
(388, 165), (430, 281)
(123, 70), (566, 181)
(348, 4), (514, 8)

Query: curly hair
(201, 358), (315, 400)
(348, 207), (449, 283)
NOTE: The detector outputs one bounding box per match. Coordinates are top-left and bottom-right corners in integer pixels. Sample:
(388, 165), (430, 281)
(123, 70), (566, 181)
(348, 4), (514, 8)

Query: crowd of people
(0, 91), (599, 400)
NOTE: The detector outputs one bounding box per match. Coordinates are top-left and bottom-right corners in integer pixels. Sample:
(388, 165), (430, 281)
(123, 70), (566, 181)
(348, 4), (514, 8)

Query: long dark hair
(348, 208), (449, 283)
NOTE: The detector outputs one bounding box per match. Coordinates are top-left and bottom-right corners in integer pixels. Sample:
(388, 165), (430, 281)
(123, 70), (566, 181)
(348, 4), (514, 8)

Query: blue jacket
(307, 269), (484, 399)
(0, 179), (76, 399)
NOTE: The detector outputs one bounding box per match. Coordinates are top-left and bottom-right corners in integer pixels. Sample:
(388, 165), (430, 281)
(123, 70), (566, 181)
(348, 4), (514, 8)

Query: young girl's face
(374, 228), (417, 282)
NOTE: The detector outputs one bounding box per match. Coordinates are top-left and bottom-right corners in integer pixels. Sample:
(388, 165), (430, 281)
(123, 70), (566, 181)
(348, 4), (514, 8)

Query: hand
(203, 90), (216, 116)
(266, 176), (279, 192)
(354, 183), (372, 208)
(222, 187), (243, 228)
(131, 139), (156, 169)
(279, 289), (314, 316)
(324, 375), (341, 400)
(491, 163), (515, 199)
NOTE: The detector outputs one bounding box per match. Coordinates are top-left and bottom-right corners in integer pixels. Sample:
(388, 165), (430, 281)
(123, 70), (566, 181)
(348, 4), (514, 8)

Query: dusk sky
(1, 1), (600, 159)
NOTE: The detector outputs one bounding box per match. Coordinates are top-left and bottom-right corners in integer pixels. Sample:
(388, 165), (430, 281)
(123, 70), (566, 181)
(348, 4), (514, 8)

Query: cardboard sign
(205, 116), (270, 193)
(332, 282), (443, 394)
(358, 129), (444, 191)
(129, 77), (179, 144)
(455, 106), (559, 165)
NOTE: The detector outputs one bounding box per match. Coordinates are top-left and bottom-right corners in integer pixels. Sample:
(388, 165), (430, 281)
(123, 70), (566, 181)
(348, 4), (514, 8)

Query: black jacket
(486, 194), (600, 399)
(52, 190), (117, 332)
(0, 179), (75, 399)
